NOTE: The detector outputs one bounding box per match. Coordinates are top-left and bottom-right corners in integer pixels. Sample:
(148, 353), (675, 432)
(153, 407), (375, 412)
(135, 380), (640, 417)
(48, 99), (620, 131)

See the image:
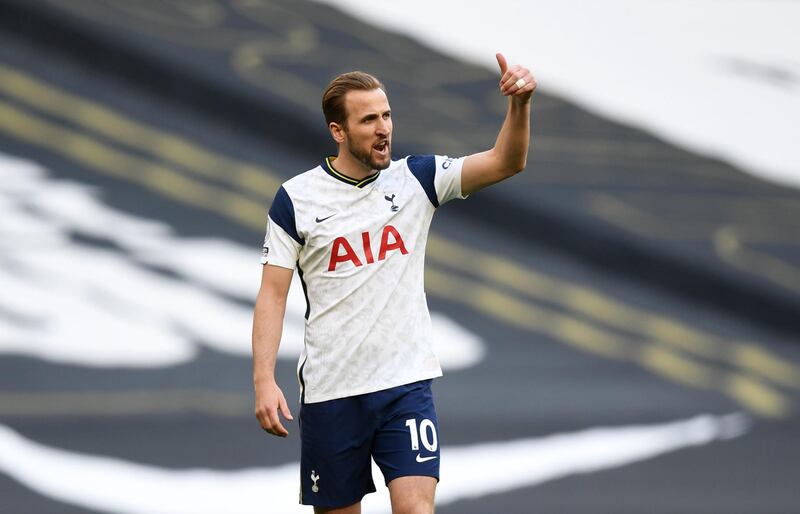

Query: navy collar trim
(322, 156), (380, 188)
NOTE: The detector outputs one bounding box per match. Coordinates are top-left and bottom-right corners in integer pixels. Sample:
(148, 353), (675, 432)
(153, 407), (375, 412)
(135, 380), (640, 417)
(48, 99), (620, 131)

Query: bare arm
(252, 263), (295, 437)
(461, 52), (536, 196)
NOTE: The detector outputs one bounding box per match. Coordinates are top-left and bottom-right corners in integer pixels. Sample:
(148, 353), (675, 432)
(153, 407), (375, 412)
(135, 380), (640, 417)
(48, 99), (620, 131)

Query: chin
(373, 155), (392, 170)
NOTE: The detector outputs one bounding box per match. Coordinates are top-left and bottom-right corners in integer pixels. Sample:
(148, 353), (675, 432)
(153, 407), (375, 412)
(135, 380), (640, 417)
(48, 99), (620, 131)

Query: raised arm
(252, 263), (295, 437)
(461, 52), (536, 196)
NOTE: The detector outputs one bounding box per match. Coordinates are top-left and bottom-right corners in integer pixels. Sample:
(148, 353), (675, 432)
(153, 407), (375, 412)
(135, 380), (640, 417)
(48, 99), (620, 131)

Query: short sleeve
(261, 185), (303, 269)
(260, 216), (301, 269)
(406, 154), (468, 207)
(433, 155), (467, 204)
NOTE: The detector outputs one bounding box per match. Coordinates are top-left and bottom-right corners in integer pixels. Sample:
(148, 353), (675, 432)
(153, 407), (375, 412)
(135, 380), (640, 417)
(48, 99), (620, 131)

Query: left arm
(461, 53), (536, 196)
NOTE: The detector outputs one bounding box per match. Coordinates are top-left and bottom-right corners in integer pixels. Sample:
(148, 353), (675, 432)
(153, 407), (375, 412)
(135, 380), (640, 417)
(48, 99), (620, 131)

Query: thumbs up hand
(496, 52), (536, 102)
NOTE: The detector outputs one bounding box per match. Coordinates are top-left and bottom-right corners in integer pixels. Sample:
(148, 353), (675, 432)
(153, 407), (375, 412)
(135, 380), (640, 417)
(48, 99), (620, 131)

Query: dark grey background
(1, 1), (799, 513)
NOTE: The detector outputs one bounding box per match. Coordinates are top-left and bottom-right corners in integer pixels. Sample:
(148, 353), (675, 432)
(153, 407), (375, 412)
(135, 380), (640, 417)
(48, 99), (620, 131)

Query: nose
(376, 118), (390, 136)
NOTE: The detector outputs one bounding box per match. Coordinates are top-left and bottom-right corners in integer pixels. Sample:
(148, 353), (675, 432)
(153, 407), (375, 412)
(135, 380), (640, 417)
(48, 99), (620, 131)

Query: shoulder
(277, 165), (328, 212)
(400, 154), (447, 207)
(397, 154), (466, 208)
(268, 165), (323, 245)
(282, 165), (325, 195)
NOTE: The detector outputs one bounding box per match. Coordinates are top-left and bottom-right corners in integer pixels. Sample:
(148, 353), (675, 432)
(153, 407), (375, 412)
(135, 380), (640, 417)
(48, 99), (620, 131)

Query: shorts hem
(384, 471), (440, 487)
(300, 487), (376, 508)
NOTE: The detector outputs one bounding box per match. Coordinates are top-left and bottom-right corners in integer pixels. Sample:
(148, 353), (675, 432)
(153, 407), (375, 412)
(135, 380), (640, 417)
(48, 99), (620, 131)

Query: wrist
(510, 95), (532, 107)
(253, 374), (276, 386)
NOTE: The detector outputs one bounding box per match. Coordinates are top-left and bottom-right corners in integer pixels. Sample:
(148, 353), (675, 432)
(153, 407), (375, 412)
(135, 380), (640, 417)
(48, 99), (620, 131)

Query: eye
(383, 112), (392, 120)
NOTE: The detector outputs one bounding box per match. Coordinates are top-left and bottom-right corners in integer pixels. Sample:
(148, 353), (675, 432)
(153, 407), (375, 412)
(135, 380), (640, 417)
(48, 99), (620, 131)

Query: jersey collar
(322, 156), (381, 188)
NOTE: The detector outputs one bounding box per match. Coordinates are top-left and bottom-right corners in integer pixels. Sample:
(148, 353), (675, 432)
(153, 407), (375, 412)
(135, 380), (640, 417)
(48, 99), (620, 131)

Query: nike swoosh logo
(416, 454), (438, 463)
(315, 214), (335, 223)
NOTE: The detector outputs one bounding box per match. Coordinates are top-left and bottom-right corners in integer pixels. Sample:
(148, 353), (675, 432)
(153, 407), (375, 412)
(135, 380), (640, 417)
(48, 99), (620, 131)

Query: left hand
(496, 52), (536, 102)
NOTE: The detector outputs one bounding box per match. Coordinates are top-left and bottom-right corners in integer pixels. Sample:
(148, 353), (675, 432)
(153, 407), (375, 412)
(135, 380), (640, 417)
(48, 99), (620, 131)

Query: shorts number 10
(405, 418), (439, 452)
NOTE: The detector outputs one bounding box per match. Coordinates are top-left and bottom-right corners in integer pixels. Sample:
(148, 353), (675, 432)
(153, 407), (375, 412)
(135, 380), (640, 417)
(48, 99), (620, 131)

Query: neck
(333, 150), (375, 180)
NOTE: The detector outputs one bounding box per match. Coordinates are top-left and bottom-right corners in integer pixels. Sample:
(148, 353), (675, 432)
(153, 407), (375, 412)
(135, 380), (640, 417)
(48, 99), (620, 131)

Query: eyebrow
(360, 110), (391, 122)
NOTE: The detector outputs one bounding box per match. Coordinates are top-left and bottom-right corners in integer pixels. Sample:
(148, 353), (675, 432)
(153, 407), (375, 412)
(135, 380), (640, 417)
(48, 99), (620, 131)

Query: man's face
(340, 88), (392, 171)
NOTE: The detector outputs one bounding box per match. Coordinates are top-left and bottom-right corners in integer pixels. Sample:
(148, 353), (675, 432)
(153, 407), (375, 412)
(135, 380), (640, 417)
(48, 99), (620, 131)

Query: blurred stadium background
(1, 1), (799, 512)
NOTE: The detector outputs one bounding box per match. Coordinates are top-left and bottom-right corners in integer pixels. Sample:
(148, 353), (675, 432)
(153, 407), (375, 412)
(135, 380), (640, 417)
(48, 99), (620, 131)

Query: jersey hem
(301, 370), (443, 404)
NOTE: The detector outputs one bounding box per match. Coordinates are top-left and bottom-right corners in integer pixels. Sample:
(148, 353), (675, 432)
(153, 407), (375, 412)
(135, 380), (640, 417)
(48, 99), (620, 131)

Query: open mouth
(373, 140), (389, 156)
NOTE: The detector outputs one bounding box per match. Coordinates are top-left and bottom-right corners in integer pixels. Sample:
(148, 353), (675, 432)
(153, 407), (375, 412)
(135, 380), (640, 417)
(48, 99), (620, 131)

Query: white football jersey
(261, 154), (467, 403)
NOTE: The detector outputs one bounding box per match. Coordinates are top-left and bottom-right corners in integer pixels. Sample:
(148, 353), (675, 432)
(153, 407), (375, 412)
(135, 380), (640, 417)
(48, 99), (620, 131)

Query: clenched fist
(496, 52), (536, 102)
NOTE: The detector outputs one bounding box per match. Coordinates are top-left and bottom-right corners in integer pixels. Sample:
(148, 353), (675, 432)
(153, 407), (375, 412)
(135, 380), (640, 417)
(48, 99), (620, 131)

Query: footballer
(253, 53), (535, 514)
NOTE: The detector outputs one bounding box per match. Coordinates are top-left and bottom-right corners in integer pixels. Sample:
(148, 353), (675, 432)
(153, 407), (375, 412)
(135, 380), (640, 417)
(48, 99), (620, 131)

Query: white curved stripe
(317, 0), (800, 188)
(0, 413), (748, 513)
(0, 154), (484, 370)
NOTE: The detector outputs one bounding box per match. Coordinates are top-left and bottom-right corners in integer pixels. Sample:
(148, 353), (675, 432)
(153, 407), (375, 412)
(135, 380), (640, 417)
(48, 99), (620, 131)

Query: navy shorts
(299, 379), (440, 508)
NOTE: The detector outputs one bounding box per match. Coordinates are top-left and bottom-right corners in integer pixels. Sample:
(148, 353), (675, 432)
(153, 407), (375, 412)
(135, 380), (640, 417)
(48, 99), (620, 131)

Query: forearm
(252, 295), (286, 386)
(252, 280), (294, 437)
(460, 55), (535, 195)
(492, 97), (531, 174)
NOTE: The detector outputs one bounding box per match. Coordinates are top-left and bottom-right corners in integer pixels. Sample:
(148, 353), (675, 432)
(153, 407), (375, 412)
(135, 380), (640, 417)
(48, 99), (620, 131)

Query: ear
(329, 122), (345, 144)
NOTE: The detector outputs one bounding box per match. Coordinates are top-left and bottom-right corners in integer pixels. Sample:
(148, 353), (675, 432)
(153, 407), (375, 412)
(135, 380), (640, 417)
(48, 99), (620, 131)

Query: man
(253, 53), (535, 513)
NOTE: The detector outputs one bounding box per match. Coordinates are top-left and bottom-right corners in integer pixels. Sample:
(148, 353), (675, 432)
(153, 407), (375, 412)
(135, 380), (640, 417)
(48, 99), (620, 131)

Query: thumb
(279, 394), (294, 420)
(495, 52), (508, 76)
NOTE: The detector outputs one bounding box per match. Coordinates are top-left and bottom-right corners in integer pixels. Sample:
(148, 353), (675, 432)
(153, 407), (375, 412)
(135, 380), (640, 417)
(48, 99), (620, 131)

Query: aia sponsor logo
(328, 225), (408, 271)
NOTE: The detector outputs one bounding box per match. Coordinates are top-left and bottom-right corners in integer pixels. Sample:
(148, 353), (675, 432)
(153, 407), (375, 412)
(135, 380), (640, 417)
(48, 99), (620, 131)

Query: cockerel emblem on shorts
(311, 470), (320, 493)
